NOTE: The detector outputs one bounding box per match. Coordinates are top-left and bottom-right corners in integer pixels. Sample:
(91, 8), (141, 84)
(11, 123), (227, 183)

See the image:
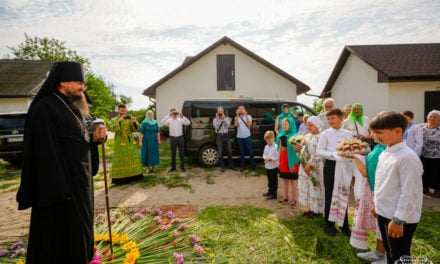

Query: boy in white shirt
(262, 131), (279, 200)
(370, 111), (423, 264)
(316, 109), (353, 236)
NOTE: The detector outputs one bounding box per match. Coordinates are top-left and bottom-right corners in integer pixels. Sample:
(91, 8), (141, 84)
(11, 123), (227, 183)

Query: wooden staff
(101, 142), (113, 255)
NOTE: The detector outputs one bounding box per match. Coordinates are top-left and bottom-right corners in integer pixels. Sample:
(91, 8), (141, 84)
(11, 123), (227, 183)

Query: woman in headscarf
(276, 117), (300, 208)
(343, 103), (374, 149)
(421, 110), (440, 196)
(274, 103), (295, 135)
(296, 116), (325, 217)
(139, 110), (161, 173)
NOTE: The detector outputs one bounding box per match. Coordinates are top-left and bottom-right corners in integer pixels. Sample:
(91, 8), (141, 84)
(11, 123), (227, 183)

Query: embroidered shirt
(374, 141), (423, 223)
(421, 124), (440, 158)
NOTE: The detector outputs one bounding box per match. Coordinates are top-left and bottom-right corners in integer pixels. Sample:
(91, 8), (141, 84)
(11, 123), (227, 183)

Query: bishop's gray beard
(68, 93), (90, 117)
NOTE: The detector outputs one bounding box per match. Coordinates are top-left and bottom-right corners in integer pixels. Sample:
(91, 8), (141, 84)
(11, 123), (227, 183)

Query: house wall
(155, 44), (298, 121)
(331, 54), (389, 119)
(389, 81), (440, 123)
(0, 98), (32, 113)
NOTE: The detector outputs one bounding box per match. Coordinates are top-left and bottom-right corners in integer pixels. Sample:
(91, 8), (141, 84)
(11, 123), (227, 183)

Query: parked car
(181, 99), (316, 166)
(0, 112), (26, 164)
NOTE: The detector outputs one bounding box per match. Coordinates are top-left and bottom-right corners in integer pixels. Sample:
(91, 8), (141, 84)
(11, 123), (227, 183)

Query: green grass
(193, 206), (440, 264)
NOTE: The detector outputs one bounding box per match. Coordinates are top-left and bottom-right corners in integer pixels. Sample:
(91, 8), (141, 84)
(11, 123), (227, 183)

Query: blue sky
(1, 0), (439, 110)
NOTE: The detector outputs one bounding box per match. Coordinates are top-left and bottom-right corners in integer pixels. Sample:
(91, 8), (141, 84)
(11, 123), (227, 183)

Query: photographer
(108, 103), (143, 183)
(213, 106), (235, 172)
(160, 108), (190, 172)
(233, 105), (256, 171)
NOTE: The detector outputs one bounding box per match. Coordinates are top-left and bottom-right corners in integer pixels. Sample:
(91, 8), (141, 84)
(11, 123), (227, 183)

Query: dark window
(217, 54), (235, 91)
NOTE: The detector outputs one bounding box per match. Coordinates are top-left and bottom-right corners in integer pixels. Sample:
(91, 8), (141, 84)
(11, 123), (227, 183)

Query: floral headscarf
(348, 103), (364, 126)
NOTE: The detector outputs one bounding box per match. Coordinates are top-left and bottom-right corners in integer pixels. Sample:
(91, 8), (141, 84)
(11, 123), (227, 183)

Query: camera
(124, 115), (132, 119)
(173, 112), (179, 115)
(218, 113), (223, 116)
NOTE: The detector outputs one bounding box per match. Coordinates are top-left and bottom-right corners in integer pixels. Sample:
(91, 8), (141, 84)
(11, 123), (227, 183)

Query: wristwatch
(392, 217), (406, 226)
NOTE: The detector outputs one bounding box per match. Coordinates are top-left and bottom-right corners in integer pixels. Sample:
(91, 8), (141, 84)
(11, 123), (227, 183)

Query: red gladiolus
(107, 254), (116, 261)
(102, 249), (109, 255)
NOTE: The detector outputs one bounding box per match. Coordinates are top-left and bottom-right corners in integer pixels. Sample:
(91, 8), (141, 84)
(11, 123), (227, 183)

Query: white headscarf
(307, 116), (324, 132)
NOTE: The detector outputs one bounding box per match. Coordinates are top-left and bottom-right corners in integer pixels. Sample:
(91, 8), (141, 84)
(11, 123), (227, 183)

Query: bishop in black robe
(16, 62), (104, 263)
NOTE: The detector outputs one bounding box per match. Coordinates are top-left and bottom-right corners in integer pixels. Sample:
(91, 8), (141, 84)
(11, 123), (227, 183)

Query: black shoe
(168, 168), (176, 173)
(239, 168), (246, 172)
(262, 192), (271, 196)
(229, 167), (237, 171)
(266, 195), (277, 200)
(324, 226), (337, 237)
(181, 167), (186, 172)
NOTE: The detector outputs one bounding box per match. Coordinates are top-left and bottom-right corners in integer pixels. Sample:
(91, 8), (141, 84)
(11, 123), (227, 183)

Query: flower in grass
(155, 208), (163, 216)
(123, 247), (140, 264)
(189, 234), (199, 244)
(113, 233), (129, 244)
(194, 243), (204, 257)
(102, 249), (109, 255)
(89, 254), (102, 264)
(9, 241), (24, 250)
(121, 241), (137, 251)
(107, 255), (116, 261)
(0, 249), (8, 257)
(173, 252), (184, 264)
(16, 260), (25, 264)
(171, 217), (182, 224)
(173, 230), (180, 236)
(160, 224), (169, 231)
(130, 212), (145, 221)
(167, 210), (174, 219)
(95, 213), (106, 224)
(177, 223), (186, 231)
(153, 215), (162, 224)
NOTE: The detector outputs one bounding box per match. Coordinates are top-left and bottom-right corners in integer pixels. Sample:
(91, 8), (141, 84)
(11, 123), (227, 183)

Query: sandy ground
(1, 165), (439, 243)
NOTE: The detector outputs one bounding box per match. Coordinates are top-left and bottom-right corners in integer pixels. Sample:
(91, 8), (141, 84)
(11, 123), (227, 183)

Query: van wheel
(199, 145), (219, 167)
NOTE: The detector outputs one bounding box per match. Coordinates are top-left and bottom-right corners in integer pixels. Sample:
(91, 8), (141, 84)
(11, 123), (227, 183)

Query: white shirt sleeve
(407, 125), (423, 156)
(316, 132), (334, 160)
(181, 116), (191, 126)
(160, 115), (171, 126)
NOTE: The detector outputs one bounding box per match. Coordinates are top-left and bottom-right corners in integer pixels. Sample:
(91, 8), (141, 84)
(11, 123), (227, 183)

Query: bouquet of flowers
(288, 135), (317, 186)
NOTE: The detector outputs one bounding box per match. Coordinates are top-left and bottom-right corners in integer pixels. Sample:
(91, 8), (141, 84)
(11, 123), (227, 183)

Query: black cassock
(17, 90), (100, 263)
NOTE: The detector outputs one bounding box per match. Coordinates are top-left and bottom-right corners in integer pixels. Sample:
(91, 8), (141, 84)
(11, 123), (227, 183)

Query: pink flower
(88, 254), (102, 264)
(194, 243), (204, 257)
(167, 210), (174, 219)
(177, 223), (186, 231)
(160, 224), (169, 231)
(189, 234), (199, 244)
(173, 252), (184, 264)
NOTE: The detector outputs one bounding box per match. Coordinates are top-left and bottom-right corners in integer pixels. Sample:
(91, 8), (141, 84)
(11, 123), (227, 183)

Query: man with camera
(213, 106), (235, 172)
(108, 103), (143, 183)
(234, 105), (256, 171)
(160, 108), (190, 172)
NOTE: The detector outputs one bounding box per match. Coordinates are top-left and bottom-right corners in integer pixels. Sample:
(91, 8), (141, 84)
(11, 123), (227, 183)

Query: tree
(312, 98), (324, 114)
(4, 33), (123, 119)
(85, 73), (118, 119)
(4, 33), (90, 69)
(119, 95), (133, 106)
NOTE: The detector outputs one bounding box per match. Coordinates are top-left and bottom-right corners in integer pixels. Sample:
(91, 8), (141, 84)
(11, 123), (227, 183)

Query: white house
(0, 60), (54, 113)
(321, 44), (440, 123)
(143, 36), (310, 120)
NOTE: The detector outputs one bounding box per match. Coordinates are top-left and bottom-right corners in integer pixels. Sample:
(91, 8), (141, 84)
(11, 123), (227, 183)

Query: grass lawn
(1, 139), (439, 263)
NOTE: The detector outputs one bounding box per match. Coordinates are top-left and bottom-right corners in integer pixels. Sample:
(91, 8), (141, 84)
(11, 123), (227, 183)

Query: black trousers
(323, 159), (349, 229)
(265, 168), (278, 197)
(216, 133), (233, 168)
(377, 215), (418, 263)
(421, 156), (440, 190)
(170, 135), (185, 169)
